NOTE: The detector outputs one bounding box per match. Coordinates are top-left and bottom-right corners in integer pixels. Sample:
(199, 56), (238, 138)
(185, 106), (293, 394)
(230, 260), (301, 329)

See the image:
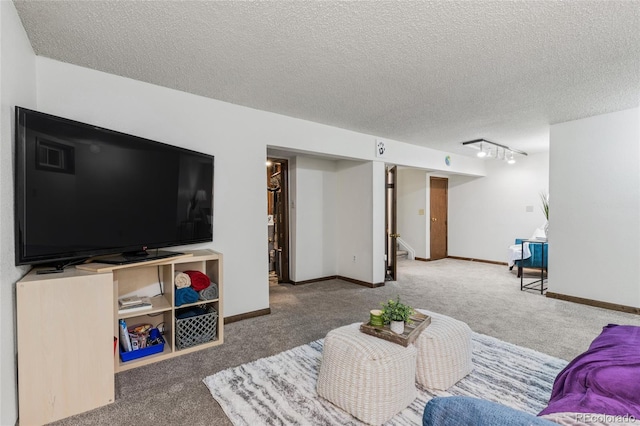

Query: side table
(520, 239), (548, 294)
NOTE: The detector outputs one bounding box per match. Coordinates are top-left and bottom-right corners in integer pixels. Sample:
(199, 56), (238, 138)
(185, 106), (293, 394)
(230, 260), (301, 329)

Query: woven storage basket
(175, 306), (218, 349)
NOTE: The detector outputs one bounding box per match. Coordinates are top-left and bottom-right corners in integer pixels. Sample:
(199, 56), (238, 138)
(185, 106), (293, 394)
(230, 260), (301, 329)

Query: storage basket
(175, 306), (218, 349)
(120, 337), (165, 362)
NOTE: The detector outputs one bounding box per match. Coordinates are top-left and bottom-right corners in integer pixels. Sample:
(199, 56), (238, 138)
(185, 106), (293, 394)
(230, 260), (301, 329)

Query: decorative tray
(359, 312), (431, 347)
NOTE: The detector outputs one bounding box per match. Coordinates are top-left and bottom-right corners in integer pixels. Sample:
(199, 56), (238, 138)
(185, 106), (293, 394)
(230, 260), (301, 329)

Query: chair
(513, 239), (548, 293)
(513, 239), (548, 276)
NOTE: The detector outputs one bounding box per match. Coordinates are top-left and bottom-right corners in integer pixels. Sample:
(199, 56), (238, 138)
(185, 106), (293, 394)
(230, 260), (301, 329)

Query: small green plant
(380, 296), (414, 324)
(540, 192), (549, 221)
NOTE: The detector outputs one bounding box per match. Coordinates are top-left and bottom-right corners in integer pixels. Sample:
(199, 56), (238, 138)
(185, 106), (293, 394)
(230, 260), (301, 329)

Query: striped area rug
(204, 331), (568, 425)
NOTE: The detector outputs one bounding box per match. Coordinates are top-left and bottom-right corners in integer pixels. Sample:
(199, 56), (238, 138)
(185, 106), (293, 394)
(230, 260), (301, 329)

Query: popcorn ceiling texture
(12, 0), (640, 155)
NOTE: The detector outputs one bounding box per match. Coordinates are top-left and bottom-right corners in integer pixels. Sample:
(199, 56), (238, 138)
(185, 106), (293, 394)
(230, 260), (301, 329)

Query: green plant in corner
(540, 191), (549, 221)
(380, 296), (414, 324)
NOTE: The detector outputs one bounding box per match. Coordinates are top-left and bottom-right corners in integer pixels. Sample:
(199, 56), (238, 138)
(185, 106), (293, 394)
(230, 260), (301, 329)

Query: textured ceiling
(12, 1), (640, 156)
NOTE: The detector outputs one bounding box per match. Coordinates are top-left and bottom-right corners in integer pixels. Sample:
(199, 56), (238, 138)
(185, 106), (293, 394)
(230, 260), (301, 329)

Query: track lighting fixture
(462, 139), (527, 164)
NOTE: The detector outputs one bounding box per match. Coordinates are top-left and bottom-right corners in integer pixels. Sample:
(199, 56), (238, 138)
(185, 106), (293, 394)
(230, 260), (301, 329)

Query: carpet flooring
(204, 330), (567, 425)
(50, 258), (640, 425)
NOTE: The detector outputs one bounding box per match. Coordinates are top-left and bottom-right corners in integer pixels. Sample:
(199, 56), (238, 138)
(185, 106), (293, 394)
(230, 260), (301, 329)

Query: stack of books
(118, 296), (152, 314)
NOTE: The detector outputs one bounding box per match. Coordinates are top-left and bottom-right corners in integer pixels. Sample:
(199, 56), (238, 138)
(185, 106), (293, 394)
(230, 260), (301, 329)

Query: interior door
(430, 177), (448, 260)
(385, 166), (398, 280)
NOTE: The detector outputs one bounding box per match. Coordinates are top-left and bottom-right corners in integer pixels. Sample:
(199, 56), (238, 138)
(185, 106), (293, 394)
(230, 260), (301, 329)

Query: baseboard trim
(290, 275), (384, 288)
(447, 256), (508, 266)
(415, 257), (431, 262)
(290, 276), (337, 285)
(546, 292), (640, 315)
(337, 275), (385, 288)
(224, 308), (271, 324)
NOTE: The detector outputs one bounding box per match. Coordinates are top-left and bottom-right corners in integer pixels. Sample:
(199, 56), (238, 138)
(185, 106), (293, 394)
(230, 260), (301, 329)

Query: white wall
(272, 137), (485, 178)
(336, 161), (380, 283)
(550, 108), (640, 307)
(448, 152), (549, 262)
(395, 154), (549, 264)
(371, 161), (386, 284)
(0, 13), (514, 426)
(37, 62), (271, 317)
(288, 156), (298, 280)
(397, 168), (428, 258)
(33, 58), (486, 317)
(0, 2), (36, 423)
(290, 156), (385, 284)
(290, 156), (337, 281)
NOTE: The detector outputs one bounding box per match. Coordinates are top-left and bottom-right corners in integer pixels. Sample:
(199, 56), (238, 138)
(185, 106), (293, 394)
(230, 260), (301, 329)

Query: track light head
(462, 139), (527, 163)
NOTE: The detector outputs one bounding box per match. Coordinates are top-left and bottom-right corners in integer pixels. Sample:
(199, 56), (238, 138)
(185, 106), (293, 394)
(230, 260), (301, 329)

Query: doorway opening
(266, 158), (290, 284)
(385, 165), (398, 281)
(429, 176), (448, 260)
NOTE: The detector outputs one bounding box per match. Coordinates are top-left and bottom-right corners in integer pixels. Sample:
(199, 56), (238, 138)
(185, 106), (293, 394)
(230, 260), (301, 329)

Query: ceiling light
(476, 141), (487, 157)
(462, 139), (527, 163)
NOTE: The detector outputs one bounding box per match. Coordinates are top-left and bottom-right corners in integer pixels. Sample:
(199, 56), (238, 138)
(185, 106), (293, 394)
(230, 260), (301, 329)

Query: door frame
(429, 176), (448, 260)
(385, 165), (398, 281)
(267, 157), (290, 283)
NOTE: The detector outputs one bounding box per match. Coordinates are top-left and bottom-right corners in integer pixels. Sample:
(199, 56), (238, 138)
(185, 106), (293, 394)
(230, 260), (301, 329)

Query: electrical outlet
(353, 255), (357, 263)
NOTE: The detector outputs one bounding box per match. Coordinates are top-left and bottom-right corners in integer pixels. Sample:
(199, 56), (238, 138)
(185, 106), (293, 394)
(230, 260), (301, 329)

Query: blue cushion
(514, 239), (548, 268)
(422, 396), (556, 426)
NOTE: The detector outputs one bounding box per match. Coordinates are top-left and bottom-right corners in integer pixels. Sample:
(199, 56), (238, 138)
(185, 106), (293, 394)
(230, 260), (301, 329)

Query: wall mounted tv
(14, 106), (214, 268)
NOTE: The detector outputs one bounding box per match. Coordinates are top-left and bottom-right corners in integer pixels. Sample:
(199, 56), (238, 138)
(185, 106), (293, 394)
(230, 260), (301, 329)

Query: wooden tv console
(16, 249), (223, 426)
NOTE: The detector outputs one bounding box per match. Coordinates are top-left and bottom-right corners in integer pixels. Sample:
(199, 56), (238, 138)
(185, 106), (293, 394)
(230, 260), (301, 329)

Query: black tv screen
(14, 106), (214, 266)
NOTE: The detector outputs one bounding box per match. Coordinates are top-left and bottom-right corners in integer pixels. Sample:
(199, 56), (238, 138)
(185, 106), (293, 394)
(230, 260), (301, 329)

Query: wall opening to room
(266, 158), (290, 285)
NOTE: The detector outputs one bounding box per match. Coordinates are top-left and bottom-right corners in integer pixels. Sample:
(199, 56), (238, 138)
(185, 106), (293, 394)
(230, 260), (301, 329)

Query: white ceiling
(12, 1), (640, 156)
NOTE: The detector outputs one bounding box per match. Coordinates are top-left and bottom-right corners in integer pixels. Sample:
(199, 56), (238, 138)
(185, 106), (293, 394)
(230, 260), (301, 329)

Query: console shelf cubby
(17, 249), (223, 425)
(78, 249), (224, 372)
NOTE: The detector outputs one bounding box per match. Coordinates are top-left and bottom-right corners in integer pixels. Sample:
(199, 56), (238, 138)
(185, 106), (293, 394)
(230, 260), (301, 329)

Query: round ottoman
(316, 323), (417, 425)
(414, 309), (473, 390)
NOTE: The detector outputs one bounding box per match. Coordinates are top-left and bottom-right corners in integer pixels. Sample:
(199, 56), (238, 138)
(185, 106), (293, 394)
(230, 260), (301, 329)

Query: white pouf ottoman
(414, 309), (473, 390)
(316, 323), (417, 425)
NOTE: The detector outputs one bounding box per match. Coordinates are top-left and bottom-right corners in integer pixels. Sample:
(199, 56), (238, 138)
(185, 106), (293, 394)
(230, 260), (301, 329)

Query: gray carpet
(50, 258), (640, 425)
(204, 330), (567, 425)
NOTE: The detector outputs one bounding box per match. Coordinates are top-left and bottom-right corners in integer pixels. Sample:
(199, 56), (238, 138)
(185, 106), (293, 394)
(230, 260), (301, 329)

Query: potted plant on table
(380, 296), (414, 334)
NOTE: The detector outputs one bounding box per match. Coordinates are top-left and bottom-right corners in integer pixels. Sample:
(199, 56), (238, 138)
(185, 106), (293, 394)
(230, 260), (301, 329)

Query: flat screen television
(14, 106), (214, 269)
